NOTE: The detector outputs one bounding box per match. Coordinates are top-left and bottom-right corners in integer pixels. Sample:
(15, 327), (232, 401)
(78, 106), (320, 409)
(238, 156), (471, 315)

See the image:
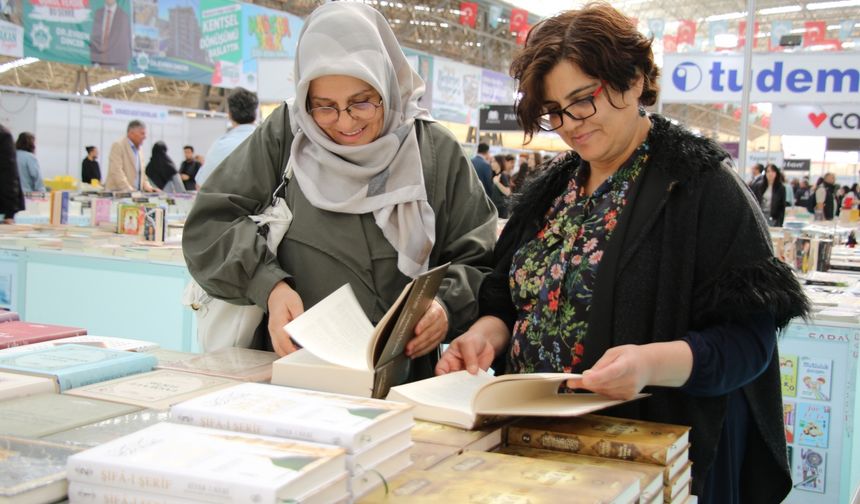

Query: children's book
(794, 447), (826, 493)
(780, 354), (798, 397)
(797, 402), (830, 448)
(784, 401), (796, 444)
(798, 356), (832, 401)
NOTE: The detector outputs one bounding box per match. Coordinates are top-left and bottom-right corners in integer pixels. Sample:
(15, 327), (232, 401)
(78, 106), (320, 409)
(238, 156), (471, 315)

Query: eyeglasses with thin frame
(538, 84), (604, 132)
(308, 99), (383, 127)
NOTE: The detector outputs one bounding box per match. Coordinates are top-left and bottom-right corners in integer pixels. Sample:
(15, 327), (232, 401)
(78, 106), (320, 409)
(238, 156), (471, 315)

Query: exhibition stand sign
(771, 104), (860, 139)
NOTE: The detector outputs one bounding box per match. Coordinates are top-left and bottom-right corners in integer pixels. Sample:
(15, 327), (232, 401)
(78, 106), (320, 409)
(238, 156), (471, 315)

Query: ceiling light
(714, 33), (739, 47)
(705, 11), (747, 21)
(758, 5), (803, 14)
(806, 0), (860, 10)
(138, 86), (154, 93)
(91, 73), (145, 93)
(0, 57), (38, 74)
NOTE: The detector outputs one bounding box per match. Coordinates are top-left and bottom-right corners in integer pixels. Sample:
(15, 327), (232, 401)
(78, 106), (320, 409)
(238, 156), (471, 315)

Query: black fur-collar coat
(482, 115), (809, 502)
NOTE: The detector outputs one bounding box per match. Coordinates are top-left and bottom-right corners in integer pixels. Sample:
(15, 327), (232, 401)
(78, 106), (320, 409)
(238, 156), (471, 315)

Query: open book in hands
(272, 263), (449, 399)
(386, 369), (646, 430)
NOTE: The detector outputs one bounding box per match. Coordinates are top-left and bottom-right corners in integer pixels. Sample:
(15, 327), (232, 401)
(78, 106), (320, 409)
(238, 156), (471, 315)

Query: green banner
(200, 0), (241, 64)
(23, 0), (99, 65)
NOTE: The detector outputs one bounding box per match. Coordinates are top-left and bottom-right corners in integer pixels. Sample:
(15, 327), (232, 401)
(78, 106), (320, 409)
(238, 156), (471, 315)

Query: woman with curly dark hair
(438, 3), (808, 502)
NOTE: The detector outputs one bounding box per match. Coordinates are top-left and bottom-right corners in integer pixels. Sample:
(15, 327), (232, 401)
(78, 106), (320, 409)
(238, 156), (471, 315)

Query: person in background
(198, 87), (258, 188)
(145, 141), (186, 193)
(15, 132), (45, 192)
(436, 4), (808, 503)
(0, 125), (24, 223)
(815, 172), (838, 221)
(471, 142), (494, 196)
(81, 146), (101, 184)
(179, 145), (201, 191)
(795, 176), (813, 212)
(183, 2), (496, 379)
(490, 154), (511, 218)
(753, 163), (787, 227)
(748, 162), (764, 190)
(105, 120), (155, 192)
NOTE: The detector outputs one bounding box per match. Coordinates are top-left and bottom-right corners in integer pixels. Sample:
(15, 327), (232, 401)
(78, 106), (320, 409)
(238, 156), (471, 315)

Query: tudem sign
(662, 53), (859, 104)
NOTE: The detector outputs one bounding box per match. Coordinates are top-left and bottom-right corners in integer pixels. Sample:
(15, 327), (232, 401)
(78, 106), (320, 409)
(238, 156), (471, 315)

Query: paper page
(285, 285), (375, 371)
(388, 370), (493, 416)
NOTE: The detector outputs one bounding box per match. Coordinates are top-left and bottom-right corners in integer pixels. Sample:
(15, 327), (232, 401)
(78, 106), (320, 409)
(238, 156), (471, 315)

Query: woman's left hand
(405, 300), (448, 358)
(566, 344), (652, 400)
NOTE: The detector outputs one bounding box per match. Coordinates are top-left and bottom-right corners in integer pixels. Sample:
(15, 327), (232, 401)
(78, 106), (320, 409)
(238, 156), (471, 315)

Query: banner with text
(662, 52), (860, 104)
(771, 104), (860, 139)
(480, 68), (516, 105)
(0, 2), (24, 58)
(239, 3), (301, 92)
(100, 99), (169, 123)
(432, 57), (481, 125)
(24, 0), (99, 66)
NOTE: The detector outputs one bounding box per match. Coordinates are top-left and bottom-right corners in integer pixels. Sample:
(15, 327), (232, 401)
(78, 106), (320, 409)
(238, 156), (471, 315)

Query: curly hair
(510, 2), (660, 142)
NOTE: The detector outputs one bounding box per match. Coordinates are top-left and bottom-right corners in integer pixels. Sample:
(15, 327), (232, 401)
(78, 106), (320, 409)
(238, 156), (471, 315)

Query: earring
(638, 105), (646, 117)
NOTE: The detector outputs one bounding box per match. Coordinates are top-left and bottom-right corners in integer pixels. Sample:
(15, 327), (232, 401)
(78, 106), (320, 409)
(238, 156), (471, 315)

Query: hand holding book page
(386, 369), (646, 430)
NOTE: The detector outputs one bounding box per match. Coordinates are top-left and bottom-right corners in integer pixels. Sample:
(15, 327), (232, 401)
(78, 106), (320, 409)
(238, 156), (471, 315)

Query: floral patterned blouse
(507, 142), (649, 374)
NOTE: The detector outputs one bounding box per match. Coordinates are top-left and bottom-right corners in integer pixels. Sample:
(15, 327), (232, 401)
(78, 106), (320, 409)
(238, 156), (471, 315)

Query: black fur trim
(695, 257), (811, 330)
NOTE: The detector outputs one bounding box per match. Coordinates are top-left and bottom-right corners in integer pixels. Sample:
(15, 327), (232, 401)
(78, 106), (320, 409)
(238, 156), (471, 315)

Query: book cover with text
(780, 354), (798, 397)
(794, 447), (826, 493)
(798, 357), (832, 401)
(797, 402), (830, 448)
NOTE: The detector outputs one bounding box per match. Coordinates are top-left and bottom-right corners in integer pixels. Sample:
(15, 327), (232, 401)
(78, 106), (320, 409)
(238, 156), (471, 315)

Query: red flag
(677, 20), (696, 46)
(737, 21), (760, 48)
(459, 2), (477, 28)
(510, 8), (528, 34)
(663, 34), (677, 53)
(804, 21), (842, 49)
(516, 24), (531, 45)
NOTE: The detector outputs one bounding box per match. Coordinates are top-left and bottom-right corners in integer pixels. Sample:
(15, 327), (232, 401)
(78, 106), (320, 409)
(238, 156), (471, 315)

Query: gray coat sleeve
(182, 104), (293, 309)
(422, 122), (497, 337)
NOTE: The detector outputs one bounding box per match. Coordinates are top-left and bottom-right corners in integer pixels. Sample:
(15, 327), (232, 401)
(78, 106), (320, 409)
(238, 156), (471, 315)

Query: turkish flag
(510, 8), (528, 34)
(516, 24), (531, 45)
(804, 21), (842, 49)
(737, 21), (760, 48)
(677, 20), (696, 46)
(663, 34), (677, 53)
(459, 2), (477, 28)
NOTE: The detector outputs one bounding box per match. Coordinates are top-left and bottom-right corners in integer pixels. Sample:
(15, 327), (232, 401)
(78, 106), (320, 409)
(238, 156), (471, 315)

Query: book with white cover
(386, 370), (644, 430)
(171, 382), (413, 453)
(66, 422), (348, 504)
(41, 409), (170, 448)
(0, 393), (140, 438)
(351, 447), (413, 499)
(157, 347), (279, 382)
(0, 436), (82, 504)
(0, 370), (56, 401)
(64, 369), (240, 410)
(0, 335), (159, 355)
(280, 264), (448, 398)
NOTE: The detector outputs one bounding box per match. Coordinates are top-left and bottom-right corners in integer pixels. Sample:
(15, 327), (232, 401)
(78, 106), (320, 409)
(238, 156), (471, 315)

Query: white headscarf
(289, 2), (435, 278)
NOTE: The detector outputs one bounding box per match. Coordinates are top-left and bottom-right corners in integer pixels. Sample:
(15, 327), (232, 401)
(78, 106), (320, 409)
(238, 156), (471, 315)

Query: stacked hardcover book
(170, 382), (415, 500)
(503, 414), (693, 504)
(409, 420), (504, 470)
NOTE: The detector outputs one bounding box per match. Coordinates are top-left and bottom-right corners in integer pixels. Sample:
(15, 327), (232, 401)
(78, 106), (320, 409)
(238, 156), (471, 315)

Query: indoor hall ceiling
(0, 0), (856, 134)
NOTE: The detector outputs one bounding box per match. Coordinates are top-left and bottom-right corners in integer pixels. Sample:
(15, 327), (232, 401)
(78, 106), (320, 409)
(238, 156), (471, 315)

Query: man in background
(105, 120), (154, 192)
(471, 142), (493, 196)
(90, 0), (132, 68)
(198, 87), (258, 188)
(81, 146), (101, 184)
(179, 145), (201, 191)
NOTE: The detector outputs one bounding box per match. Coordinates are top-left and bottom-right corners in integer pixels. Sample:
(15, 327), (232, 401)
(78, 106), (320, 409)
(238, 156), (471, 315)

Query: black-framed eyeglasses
(538, 84), (604, 132)
(308, 99), (383, 127)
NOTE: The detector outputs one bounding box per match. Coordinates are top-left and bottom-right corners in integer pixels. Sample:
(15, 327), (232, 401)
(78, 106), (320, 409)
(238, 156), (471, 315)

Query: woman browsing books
(182, 3), (496, 380)
(436, 4), (808, 503)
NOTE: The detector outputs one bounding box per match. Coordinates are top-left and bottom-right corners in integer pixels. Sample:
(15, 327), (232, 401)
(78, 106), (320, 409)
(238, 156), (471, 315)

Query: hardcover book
(0, 344), (157, 391)
(41, 409), (171, 448)
(142, 206), (166, 243)
(663, 461), (693, 501)
(64, 369), (240, 410)
(409, 442), (461, 470)
(170, 382), (413, 453)
(276, 263), (448, 398)
(147, 348), (199, 366)
(0, 371), (56, 401)
(0, 393), (140, 438)
(410, 420), (503, 453)
(385, 369), (642, 430)
(780, 354), (798, 397)
(49, 190), (70, 225)
(66, 422), (348, 504)
(798, 356), (832, 401)
(505, 414), (690, 466)
(117, 203), (143, 236)
(0, 321), (87, 350)
(0, 310), (18, 322)
(0, 335), (158, 355)
(496, 445), (664, 502)
(351, 447), (413, 500)
(428, 451), (640, 503)
(797, 402), (830, 448)
(158, 347), (278, 382)
(0, 436), (82, 504)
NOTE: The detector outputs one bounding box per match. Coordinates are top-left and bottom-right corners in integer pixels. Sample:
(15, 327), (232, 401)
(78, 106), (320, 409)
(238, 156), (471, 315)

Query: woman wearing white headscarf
(182, 2), (497, 380)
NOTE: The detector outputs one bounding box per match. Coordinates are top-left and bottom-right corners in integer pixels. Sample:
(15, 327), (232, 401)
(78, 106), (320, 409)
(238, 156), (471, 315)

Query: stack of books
(65, 422), (350, 503)
(360, 450), (640, 503)
(409, 420), (504, 470)
(0, 436), (83, 503)
(0, 321), (87, 350)
(170, 382), (414, 500)
(504, 414), (693, 504)
(157, 347), (279, 382)
(0, 334), (159, 355)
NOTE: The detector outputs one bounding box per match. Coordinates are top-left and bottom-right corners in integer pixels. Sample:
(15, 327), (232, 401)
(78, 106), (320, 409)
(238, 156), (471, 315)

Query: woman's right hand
(435, 316), (510, 375)
(267, 281), (305, 356)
